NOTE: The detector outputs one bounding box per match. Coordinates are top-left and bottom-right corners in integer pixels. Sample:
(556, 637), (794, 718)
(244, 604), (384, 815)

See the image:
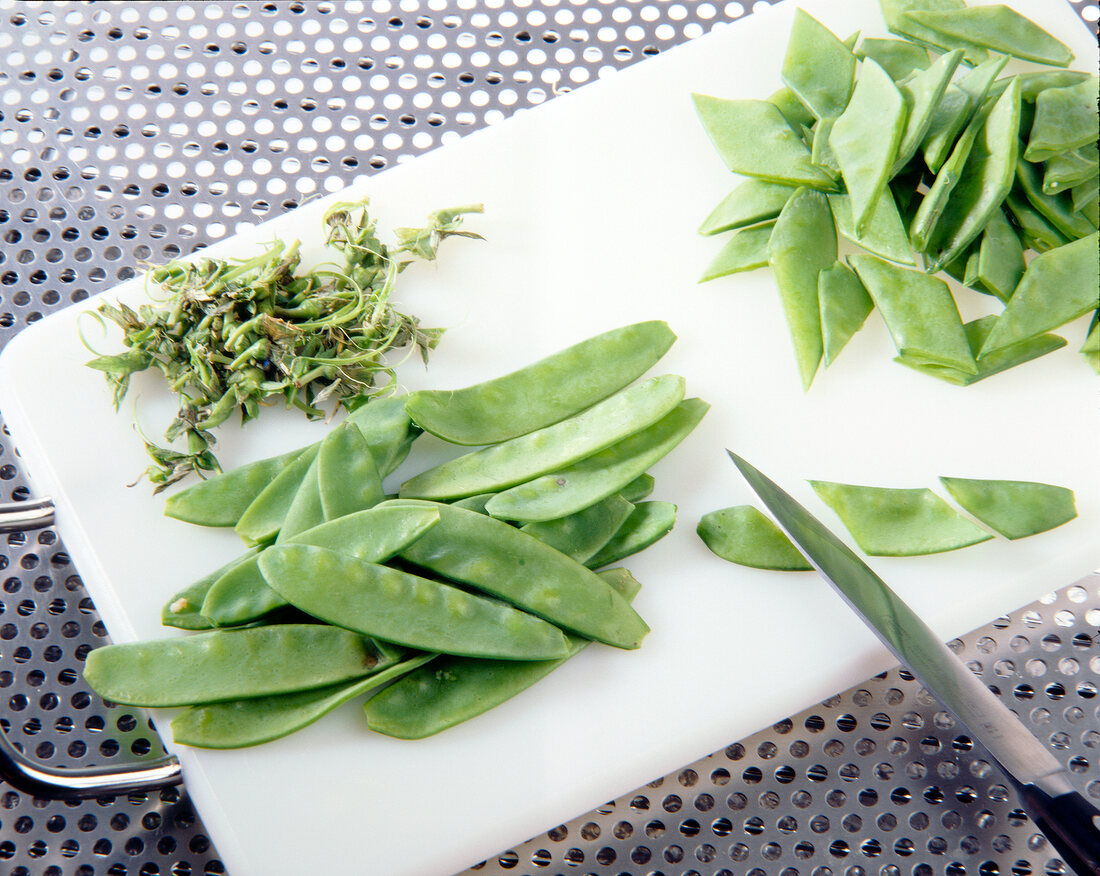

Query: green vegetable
(921, 54), (1008, 175)
(161, 549), (260, 631)
(317, 421), (385, 521)
(857, 37), (930, 80)
(698, 179), (795, 236)
(970, 208), (1025, 302)
(520, 494), (635, 564)
(905, 5), (1074, 67)
(585, 501), (677, 569)
(818, 261), (873, 366)
(827, 190), (914, 265)
(780, 8), (857, 121)
(697, 505), (812, 571)
(234, 444), (321, 546)
(699, 224), (774, 281)
(1025, 76), (1100, 163)
(892, 49), (964, 175)
(939, 477), (1076, 539)
(878, 0), (988, 65)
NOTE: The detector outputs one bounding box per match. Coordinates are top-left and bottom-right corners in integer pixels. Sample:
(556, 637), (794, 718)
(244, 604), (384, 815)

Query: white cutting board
(1, 1), (1097, 873)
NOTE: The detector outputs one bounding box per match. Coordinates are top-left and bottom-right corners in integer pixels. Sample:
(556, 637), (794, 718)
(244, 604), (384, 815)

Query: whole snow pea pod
(1081, 314), (1100, 374)
(939, 477), (1076, 540)
(849, 254), (976, 374)
(170, 653), (436, 749)
(363, 568), (640, 740)
(1015, 152), (1096, 241)
(768, 187), (836, 390)
(405, 321), (676, 446)
(780, 8), (856, 121)
(699, 224), (774, 281)
(828, 58), (906, 238)
(923, 76), (1022, 274)
(585, 501), (677, 570)
(318, 421), (384, 520)
(521, 494), (634, 563)
(857, 37), (930, 80)
(161, 549), (260, 631)
(827, 190), (914, 265)
(972, 208), (1025, 303)
(891, 49), (963, 176)
(163, 446), (302, 528)
(276, 457), (325, 543)
(259, 545), (573, 659)
(83, 624), (398, 707)
(399, 374), (685, 500)
(921, 55), (1008, 174)
(619, 474), (655, 504)
(905, 6), (1073, 67)
(809, 481), (992, 556)
(484, 398), (709, 523)
(388, 499), (649, 649)
(692, 94), (838, 190)
(879, 0), (987, 64)
(451, 493), (494, 513)
(697, 179), (795, 236)
(818, 261), (873, 367)
(234, 444), (320, 546)
(1042, 146), (1098, 195)
(697, 505), (812, 571)
(1025, 76), (1100, 163)
(979, 231), (1100, 357)
(344, 396), (422, 478)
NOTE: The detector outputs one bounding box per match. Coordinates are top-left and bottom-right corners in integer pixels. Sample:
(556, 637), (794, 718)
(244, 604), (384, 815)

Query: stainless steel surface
(0, 1), (1096, 873)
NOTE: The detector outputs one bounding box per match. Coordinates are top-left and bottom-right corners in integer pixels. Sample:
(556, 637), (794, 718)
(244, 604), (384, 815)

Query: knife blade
(728, 451), (1100, 876)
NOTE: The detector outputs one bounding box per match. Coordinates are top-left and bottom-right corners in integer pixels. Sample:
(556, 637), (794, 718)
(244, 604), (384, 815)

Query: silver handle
(0, 497), (55, 532)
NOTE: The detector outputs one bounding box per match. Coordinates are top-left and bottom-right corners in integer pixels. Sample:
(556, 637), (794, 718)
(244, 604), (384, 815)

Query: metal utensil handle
(0, 497), (55, 532)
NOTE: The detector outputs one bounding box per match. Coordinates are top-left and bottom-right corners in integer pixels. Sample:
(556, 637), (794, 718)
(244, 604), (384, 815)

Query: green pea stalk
(84, 199), (483, 491)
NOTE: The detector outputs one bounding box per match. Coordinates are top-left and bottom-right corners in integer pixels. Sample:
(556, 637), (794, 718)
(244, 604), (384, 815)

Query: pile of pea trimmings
(82, 321), (708, 747)
(693, 0), (1099, 389)
(699, 473), (1076, 571)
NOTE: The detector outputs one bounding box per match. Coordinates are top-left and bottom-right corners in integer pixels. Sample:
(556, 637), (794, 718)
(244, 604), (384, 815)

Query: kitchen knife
(728, 451), (1100, 876)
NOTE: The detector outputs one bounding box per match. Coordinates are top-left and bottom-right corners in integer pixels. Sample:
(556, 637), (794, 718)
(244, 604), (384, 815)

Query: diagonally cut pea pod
(857, 37), (930, 80)
(170, 653), (437, 749)
(259, 545), (574, 659)
(979, 231), (1100, 357)
(404, 321), (676, 446)
(387, 499), (649, 649)
(399, 374), (684, 500)
(83, 624), (401, 707)
(809, 481), (993, 556)
(849, 254), (975, 374)
(692, 94), (838, 190)
(818, 261), (874, 367)
(161, 549), (260, 631)
(809, 117), (841, 178)
(363, 568), (641, 740)
(1024, 76), (1100, 163)
(586, 501), (677, 570)
(939, 477), (1076, 540)
(768, 188), (836, 390)
(697, 179), (795, 236)
(520, 494), (635, 564)
(1004, 187), (1070, 252)
(697, 505), (812, 571)
(1015, 152), (1096, 242)
(891, 49), (963, 177)
(1081, 313), (1100, 374)
(699, 223), (774, 282)
(1042, 145), (1099, 195)
(767, 86), (817, 130)
(921, 54), (1008, 175)
(972, 208), (1025, 303)
(828, 190), (915, 265)
(780, 8), (857, 121)
(828, 58), (907, 238)
(878, 0), (987, 65)
(484, 398), (709, 523)
(1071, 177), (1100, 221)
(905, 5), (1074, 67)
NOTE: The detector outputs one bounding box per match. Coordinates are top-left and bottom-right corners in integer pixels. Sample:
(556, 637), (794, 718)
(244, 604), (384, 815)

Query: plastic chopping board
(1, 1), (1097, 873)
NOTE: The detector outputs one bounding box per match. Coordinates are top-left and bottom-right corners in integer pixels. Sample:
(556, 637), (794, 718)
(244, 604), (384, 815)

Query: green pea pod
(697, 179), (795, 236)
(363, 568), (641, 740)
(921, 55), (1008, 175)
(1015, 152), (1096, 242)
(585, 501), (677, 569)
(692, 94), (838, 190)
(1042, 146), (1098, 195)
(202, 504), (442, 627)
(342, 396), (421, 478)
(1025, 76), (1100, 163)
(849, 255), (976, 374)
(923, 76), (1022, 274)
(827, 190), (914, 265)
(1011, 70), (1093, 101)
(234, 444), (321, 547)
(387, 499), (649, 649)
(83, 624), (398, 707)
(520, 494), (635, 564)
(1081, 313), (1100, 374)
(939, 477), (1076, 540)
(484, 398), (708, 523)
(1071, 176), (1099, 219)
(979, 232), (1100, 357)
(399, 374), (685, 501)
(699, 224), (774, 282)
(973, 208), (1025, 303)
(405, 321), (676, 446)
(905, 6), (1073, 67)
(161, 549), (261, 631)
(170, 654), (437, 749)
(780, 8), (857, 121)
(317, 421), (385, 520)
(892, 49), (963, 176)
(163, 447), (302, 528)
(857, 37), (930, 80)
(1004, 187), (1070, 252)
(879, 0), (988, 65)
(618, 474), (655, 504)
(697, 505), (812, 571)
(276, 458), (325, 543)
(259, 545), (575, 659)
(809, 481), (993, 556)
(828, 58), (906, 238)
(767, 87), (817, 131)
(809, 117), (841, 178)
(768, 188), (836, 390)
(450, 493), (494, 513)
(818, 261), (873, 367)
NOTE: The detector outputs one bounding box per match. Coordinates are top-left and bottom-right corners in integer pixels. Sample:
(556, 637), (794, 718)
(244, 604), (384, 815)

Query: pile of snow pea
(694, 0), (1099, 388)
(82, 321), (709, 746)
(699, 474), (1076, 570)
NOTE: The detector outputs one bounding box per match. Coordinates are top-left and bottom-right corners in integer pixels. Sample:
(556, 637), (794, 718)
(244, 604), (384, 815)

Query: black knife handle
(1017, 783), (1100, 876)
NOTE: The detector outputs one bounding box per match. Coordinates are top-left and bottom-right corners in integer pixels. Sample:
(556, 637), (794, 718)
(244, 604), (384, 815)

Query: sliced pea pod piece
(586, 501), (677, 570)
(879, 0), (987, 65)
(1004, 187), (1070, 252)
(233, 443), (321, 547)
(170, 654), (436, 749)
(809, 117), (841, 178)
(520, 494), (635, 564)
(1042, 145), (1098, 195)
(979, 231), (1100, 357)
(1071, 176), (1100, 219)
(849, 255), (975, 374)
(818, 261), (873, 367)
(828, 190), (914, 265)
(405, 321), (676, 446)
(83, 624), (400, 707)
(318, 421), (385, 520)
(780, 8), (856, 121)
(363, 568), (641, 740)
(767, 86), (818, 130)
(1025, 76), (1100, 163)
(809, 481), (993, 556)
(1015, 152), (1096, 242)
(700, 224), (774, 281)
(399, 374), (685, 501)
(484, 398), (708, 523)
(259, 545), (573, 659)
(1013, 70), (1093, 101)
(891, 49), (963, 177)
(161, 549), (260, 631)
(939, 477), (1076, 540)
(905, 6), (1073, 67)
(972, 208), (1025, 303)
(857, 37), (930, 81)
(697, 505), (812, 571)
(697, 179), (795, 236)
(387, 499), (649, 649)
(921, 55), (1008, 175)
(1081, 313), (1100, 374)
